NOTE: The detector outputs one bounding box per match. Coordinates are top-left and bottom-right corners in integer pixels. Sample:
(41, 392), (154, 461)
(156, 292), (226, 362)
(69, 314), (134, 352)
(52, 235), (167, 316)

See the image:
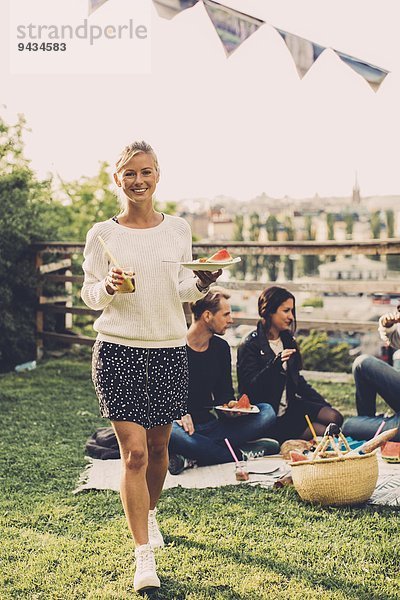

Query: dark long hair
(258, 286), (302, 367)
(258, 286), (297, 335)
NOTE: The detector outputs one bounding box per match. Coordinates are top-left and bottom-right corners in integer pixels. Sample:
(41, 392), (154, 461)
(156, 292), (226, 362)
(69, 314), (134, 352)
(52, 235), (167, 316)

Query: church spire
(352, 171), (361, 204)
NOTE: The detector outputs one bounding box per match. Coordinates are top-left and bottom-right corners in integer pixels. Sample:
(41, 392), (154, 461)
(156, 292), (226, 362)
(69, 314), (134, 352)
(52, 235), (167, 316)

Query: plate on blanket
(215, 404), (260, 414)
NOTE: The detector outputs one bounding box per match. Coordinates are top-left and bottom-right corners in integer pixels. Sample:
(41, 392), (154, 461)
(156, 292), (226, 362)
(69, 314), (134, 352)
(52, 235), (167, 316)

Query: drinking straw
(305, 414), (318, 444)
(373, 419), (386, 438)
(98, 235), (119, 267)
(224, 437), (241, 466)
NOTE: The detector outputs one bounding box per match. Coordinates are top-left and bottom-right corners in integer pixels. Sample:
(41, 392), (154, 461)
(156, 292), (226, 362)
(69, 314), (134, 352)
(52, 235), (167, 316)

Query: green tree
(55, 162), (118, 241)
(370, 210), (381, 239)
(302, 215), (320, 276)
(230, 214), (247, 280)
(326, 213), (335, 240)
(386, 209), (400, 271)
(248, 212), (262, 280)
(265, 215), (280, 281)
(344, 212), (354, 239)
(297, 330), (351, 372)
(282, 216), (295, 280)
(370, 210), (381, 262)
(326, 213), (336, 263)
(386, 208), (394, 237)
(0, 115), (61, 368)
(157, 200), (177, 216)
(249, 211), (261, 241)
(302, 297), (324, 308)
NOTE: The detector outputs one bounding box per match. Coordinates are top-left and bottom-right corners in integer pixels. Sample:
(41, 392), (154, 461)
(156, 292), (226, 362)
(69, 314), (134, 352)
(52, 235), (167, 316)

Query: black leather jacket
(237, 321), (325, 414)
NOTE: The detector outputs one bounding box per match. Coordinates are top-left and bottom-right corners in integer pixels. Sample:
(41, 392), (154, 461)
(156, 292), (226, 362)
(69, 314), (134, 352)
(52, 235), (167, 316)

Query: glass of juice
(235, 461), (249, 482)
(118, 268), (135, 293)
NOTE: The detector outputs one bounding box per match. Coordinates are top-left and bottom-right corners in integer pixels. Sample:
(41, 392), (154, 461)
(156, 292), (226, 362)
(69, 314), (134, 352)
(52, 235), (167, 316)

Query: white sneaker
(148, 508), (165, 549)
(134, 543), (160, 593)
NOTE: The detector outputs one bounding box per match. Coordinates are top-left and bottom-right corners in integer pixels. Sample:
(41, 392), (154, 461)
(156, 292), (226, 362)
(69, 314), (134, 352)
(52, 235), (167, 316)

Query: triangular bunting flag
(153, 0), (199, 20)
(88, 0), (108, 16)
(276, 29), (325, 78)
(334, 50), (389, 92)
(203, 0), (263, 56)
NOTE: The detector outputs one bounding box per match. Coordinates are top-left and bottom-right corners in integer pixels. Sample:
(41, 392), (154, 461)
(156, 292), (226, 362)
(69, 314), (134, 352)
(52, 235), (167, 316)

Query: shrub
(0, 116), (60, 369)
(302, 296), (324, 308)
(297, 329), (351, 372)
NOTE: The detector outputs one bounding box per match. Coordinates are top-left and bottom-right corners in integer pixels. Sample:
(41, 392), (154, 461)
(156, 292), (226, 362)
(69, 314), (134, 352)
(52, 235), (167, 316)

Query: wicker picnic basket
(290, 441), (379, 506)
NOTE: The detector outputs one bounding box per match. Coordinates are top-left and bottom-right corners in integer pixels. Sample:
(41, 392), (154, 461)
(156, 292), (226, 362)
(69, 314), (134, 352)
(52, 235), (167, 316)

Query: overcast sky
(1, 0), (400, 201)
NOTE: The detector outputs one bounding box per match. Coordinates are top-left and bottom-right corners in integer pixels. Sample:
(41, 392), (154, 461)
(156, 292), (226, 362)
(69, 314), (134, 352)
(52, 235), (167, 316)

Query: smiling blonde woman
(81, 140), (221, 593)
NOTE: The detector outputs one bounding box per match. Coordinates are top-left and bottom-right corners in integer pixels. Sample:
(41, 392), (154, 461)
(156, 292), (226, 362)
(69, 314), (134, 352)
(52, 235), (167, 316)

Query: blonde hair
(114, 140), (160, 210)
(115, 140), (160, 175)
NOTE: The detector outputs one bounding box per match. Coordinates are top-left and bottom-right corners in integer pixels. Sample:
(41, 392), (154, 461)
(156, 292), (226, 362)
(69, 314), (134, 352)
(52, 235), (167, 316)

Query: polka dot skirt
(92, 341), (188, 429)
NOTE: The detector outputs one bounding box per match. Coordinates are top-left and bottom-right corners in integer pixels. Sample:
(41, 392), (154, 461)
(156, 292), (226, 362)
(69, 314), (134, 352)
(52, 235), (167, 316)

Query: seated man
(168, 288), (279, 475)
(343, 309), (400, 441)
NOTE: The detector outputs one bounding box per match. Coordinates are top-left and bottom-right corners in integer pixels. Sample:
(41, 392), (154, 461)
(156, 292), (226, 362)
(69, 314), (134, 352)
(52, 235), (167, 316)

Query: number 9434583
(18, 42), (66, 51)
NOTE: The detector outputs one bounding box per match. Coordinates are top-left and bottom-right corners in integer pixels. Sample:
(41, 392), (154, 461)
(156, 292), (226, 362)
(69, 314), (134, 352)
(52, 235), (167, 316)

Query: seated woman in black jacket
(237, 286), (343, 442)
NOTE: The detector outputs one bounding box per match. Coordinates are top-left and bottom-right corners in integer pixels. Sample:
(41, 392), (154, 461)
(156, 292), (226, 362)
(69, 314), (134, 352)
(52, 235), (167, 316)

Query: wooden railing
(32, 239), (400, 359)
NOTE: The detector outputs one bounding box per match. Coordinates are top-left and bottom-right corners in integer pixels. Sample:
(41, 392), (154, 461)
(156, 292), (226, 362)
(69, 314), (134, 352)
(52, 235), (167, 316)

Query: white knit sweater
(81, 215), (205, 348)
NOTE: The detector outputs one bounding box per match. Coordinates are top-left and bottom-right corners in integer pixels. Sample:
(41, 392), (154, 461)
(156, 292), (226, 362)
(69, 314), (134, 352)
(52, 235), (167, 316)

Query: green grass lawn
(0, 355), (399, 600)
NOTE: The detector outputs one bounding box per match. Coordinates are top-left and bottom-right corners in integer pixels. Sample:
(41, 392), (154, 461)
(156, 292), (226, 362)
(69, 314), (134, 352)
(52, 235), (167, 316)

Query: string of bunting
(201, 0), (389, 91)
(88, 0), (389, 91)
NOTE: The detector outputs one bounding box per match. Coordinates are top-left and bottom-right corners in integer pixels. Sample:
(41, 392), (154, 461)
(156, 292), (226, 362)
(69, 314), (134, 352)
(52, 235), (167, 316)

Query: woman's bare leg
(111, 421), (149, 546)
(146, 424), (172, 510)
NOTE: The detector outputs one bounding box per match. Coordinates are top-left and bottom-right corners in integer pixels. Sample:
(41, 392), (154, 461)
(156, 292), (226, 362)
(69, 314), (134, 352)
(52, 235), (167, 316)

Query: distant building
(182, 211), (209, 240)
(318, 256), (387, 280)
(208, 218), (234, 240)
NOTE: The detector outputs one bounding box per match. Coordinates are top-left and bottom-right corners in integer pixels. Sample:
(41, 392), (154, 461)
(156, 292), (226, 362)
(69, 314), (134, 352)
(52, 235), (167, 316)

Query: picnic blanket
(74, 454), (400, 506)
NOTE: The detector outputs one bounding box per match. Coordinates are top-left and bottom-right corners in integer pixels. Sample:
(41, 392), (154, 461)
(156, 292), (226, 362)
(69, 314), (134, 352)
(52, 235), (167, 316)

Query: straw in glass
(224, 437), (241, 466)
(98, 235), (119, 267)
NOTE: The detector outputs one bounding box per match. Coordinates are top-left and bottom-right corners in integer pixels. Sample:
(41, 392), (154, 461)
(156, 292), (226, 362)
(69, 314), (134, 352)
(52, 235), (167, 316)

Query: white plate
(215, 404), (260, 414)
(180, 257), (241, 271)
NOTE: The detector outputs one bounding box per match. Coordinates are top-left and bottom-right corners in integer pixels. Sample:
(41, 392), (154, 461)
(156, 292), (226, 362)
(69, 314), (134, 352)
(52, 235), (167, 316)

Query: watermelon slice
(235, 394), (251, 409)
(289, 450), (309, 462)
(206, 248), (232, 262)
(381, 441), (400, 463)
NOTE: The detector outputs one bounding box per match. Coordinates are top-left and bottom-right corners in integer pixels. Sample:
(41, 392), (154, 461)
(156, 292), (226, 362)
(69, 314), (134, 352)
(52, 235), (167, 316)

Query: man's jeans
(168, 403), (276, 465)
(342, 354), (400, 442)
